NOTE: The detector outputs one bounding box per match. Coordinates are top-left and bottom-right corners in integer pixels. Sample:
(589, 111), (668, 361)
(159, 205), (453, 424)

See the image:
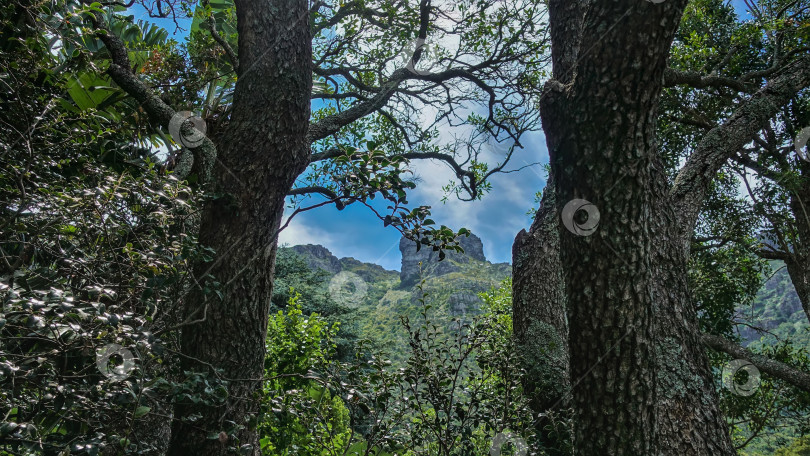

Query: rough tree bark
(528, 0), (736, 453)
(661, 53), (810, 453)
(539, 0), (675, 452)
(785, 166), (810, 320)
(511, 176), (570, 453)
(649, 211), (734, 455)
(515, 1), (810, 453)
(166, 0), (312, 453)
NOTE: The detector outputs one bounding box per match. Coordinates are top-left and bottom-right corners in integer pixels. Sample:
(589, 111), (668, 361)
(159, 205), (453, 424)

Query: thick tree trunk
(511, 177), (570, 453)
(166, 0), (312, 453)
(661, 54), (810, 455)
(530, 1), (736, 453)
(542, 83), (660, 454)
(517, 3), (810, 455)
(651, 218), (736, 455)
(539, 12), (663, 451)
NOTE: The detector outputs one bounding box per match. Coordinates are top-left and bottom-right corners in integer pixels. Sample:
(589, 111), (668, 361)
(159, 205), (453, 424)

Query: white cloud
(278, 214), (336, 248)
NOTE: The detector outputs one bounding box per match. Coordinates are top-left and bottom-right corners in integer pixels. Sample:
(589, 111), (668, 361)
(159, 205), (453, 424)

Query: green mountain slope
(283, 233), (510, 363)
(281, 243), (808, 356)
(738, 261), (809, 349)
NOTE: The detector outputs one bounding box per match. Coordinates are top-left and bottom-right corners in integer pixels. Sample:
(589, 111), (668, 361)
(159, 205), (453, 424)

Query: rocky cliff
(290, 244), (343, 274)
(281, 232), (511, 363)
(398, 233), (488, 286)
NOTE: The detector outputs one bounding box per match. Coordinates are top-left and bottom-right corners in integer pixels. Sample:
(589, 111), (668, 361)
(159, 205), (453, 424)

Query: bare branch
(89, 12), (217, 183)
(702, 333), (810, 393)
(287, 186), (346, 209)
(663, 68), (753, 92)
(203, 0), (239, 72)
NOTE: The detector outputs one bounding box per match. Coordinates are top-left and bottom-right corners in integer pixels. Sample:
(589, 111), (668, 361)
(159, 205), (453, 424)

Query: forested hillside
(741, 262), (810, 348)
(274, 241), (810, 454)
(278, 233), (510, 362)
(282, 242), (809, 351)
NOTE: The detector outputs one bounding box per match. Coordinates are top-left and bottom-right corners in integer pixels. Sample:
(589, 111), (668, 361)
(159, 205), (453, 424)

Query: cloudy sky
(278, 131), (548, 271)
(277, 0), (752, 270)
(136, 0), (752, 271)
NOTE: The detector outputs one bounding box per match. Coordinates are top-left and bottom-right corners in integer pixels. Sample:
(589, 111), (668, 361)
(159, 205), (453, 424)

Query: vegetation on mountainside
(280, 245), (810, 455)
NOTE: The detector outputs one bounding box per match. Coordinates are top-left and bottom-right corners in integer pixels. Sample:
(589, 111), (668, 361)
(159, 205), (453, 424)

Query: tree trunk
(511, 177), (570, 453)
(542, 82), (660, 454)
(786, 256), (810, 320)
(651, 217), (736, 455)
(166, 0), (312, 453)
(530, 0), (736, 453)
(517, 2), (810, 454)
(659, 54), (810, 454)
(787, 164), (810, 320)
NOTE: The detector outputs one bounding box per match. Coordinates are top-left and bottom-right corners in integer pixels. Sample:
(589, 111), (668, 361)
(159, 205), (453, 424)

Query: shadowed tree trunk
(511, 176), (570, 453)
(529, 0), (735, 453)
(166, 0), (312, 453)
(86, 0), (550, 451)
(516, 1), (810, 454)
(649, 213), (734, 455)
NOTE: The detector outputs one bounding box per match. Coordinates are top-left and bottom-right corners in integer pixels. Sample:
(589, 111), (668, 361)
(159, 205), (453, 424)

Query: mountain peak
(398, 232), (487, 286)
(289, 244), (342, 274)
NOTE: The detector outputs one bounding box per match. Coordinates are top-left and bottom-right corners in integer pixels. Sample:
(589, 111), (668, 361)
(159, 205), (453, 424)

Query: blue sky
(279, 0), (753, 270)
(133, 0), (752, 271)
(132, 3), (548, 270)
(279, 133), (548, 270)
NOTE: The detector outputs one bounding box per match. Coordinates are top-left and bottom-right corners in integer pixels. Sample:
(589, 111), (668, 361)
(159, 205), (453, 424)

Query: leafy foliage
(0, 1), (224, 452)
(256, 280), (536, 456)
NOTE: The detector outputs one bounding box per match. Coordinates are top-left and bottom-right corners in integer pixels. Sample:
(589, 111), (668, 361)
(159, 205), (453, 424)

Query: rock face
(282, 233), (512, 364)
(447, 291), (481, 317)
(290, 244), (342, 274)
(399, 233), (487, 286)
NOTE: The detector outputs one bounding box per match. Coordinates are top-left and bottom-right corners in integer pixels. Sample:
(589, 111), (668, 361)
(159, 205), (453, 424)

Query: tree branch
(203, 1), (238, 72)
(90, 12), (217, 183)
(670, 53), (810, 235)
(287, 186), (346, 209)
(663, 67), (753, 92)
(755, 248), (792, 261)
(729, 152), (785, 182)
(702, 333), (810, 393)
(307, 67), (495, 143)
(307, 0), (432, 143)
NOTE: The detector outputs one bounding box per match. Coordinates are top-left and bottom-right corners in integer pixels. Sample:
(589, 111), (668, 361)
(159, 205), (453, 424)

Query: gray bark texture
(786, 163), (810, 320)
(511, 177), (570, 453)
(516, 1), (810, 454)
(166, 0), (312, 453)
(661, 53), (810, 456)
(530, 0), (735, 454)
